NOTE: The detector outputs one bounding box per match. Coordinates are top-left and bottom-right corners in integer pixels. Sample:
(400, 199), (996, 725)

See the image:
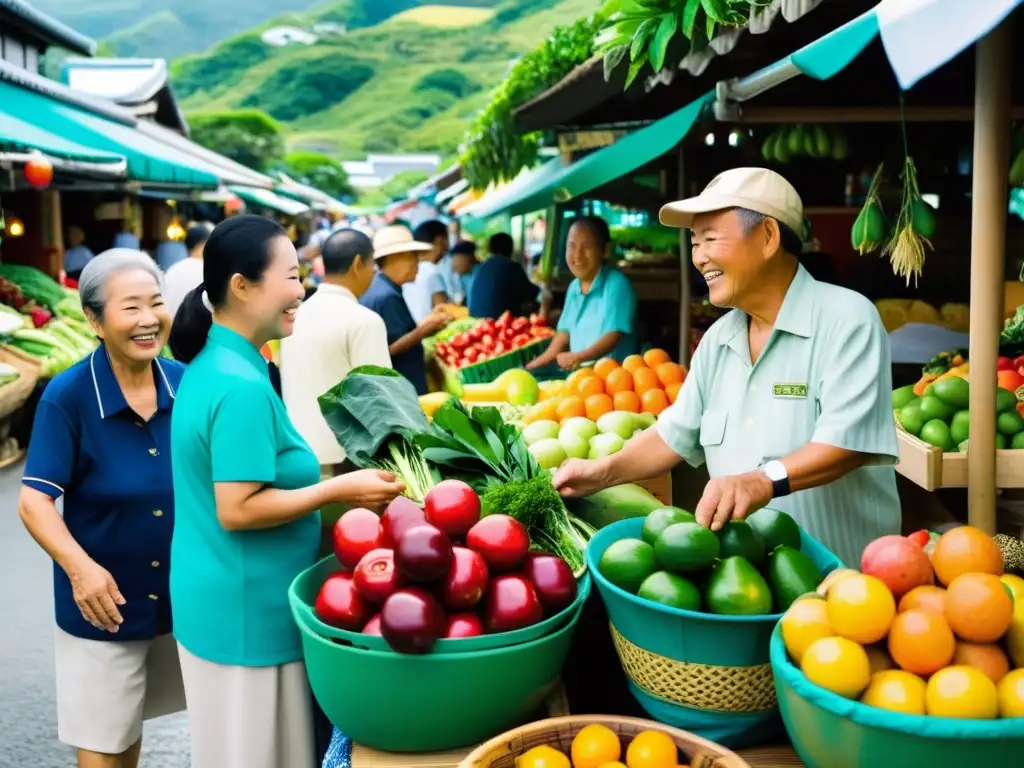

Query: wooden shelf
(896, 429), (1024, 490)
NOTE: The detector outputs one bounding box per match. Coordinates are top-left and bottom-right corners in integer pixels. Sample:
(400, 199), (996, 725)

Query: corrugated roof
(0, 0), (95, 56)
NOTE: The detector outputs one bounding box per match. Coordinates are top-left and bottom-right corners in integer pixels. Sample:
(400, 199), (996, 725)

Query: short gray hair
(79, 248), (163, 320)
(732, 207), (805, 255)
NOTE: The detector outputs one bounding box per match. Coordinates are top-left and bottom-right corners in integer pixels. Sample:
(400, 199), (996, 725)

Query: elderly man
(553, 168), (899, 566)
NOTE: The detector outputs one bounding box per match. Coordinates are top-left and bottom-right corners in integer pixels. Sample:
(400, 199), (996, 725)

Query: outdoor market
(3, 0), (1024, 767)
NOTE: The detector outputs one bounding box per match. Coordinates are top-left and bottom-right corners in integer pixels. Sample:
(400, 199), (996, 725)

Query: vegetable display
(761, 124), (850, 164)
(516, 723), (684, 768)
(523, 411), (655, 469)
(434, 312), (553, 371)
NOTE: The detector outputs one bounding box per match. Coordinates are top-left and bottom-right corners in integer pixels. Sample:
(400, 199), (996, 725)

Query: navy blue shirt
(468, 254), (539, 320)
(22, 347), (185, 642)
(360, 273), (428, 394)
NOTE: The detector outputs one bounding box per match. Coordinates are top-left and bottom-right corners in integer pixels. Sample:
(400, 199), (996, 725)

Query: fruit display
(760, 124), (849, 163)
(597, 506), (822, 615)
(315, 482), (580, 654)
(523, 350), (686, 426)
(521, 411), (656, 469)
(780, 525), (1024, 719)
(434, 311), (554, 371)
(515, 724), (692, 768)
(893, 373), (1024, 451)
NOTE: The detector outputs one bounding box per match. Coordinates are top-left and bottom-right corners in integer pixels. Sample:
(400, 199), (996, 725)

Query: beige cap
(372, 224), (433, 260)
(659, 167), (804, 235)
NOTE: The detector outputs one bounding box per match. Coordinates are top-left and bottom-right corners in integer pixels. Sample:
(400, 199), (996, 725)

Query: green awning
(230, 186), (310, 217)
(0, 110), (124, 165)
(0, 78), (218, 187)
(463, 94), (710, 221)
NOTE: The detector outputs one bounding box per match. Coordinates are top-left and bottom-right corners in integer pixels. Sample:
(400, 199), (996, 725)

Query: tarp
(229, 186), (310, 217)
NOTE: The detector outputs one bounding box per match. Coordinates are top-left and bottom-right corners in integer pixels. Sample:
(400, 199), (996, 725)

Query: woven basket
(458, 715), (751, 768)
(0, 345), (41, 421)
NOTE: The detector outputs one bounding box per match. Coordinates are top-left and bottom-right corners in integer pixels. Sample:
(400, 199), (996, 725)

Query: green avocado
(892, 385), (918, 410)
(641, 506), (696, 546)
(767, 546), (823, 611)
(996, 387), (1019, 414)
(637, 571), (701, 611)
(653, 522), (720, 573)
(931, 376), (969, 409)
(746, 508), (802, 553)
(717, 520), (767, 567)
(704, 556), (774, 615)
(598, 538), (657, 594)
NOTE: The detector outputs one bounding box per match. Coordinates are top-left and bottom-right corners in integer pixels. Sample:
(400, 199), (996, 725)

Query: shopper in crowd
(403, 219), (450, 323)
(468, 232), (539, 320)
(167, 215), (404, 768)
(361, 225), (449, 394)
(164, 224), (211, 320)
(552, 168), (900, 567)
(527, 216), (638, 372)
(440, 239), (478, 304)
(62, 226), (95, 283)
(18, 249), (186, 768)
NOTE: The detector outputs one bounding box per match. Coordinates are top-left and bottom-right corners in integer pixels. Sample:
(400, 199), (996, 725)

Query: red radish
(333, 509), (384, 570)
(362, 614), (383, 635)
(485, 574), (543, 632)
(353, 548), (403, 604)
(440, 547), (489, 610)
(381, 497), (427, 547)
(380, 587), (446, 653)
(466, 515), (530, 572)
(445, 612), (484, 638)
(524, 554), (577, 614)
(424, 480), (481, 537)
(314, 572), (371, 631)
(861, 534), (935, 597)
(394, 524), (453, 582)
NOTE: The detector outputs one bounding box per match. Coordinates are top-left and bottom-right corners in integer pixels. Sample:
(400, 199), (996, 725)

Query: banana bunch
(1010, 124), (1024, 186)
(761, 124), (849, 164)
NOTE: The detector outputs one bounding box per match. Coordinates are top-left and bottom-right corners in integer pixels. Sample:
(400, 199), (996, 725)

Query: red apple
(440, 547), (489, 610)
(314, 572), (371, 631)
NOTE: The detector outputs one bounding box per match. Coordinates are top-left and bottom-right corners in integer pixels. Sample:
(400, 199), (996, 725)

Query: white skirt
(177, 642), (317, 768)
(54, 627), (186, 753)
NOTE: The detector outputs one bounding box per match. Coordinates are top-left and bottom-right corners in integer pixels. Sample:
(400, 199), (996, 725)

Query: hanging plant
(850, 163), (887, 255)
(595, 0), (757, 89)
(884, 156), (935, 286)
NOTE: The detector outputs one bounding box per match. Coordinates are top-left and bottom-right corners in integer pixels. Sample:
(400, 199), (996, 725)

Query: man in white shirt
(402, 219), (450, 323)
(280, 228), (391, 471)
(163, 225), (211, 321)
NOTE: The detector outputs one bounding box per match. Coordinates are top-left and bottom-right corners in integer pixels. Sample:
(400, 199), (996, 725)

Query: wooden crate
(896, 429), (1024, 490)
(635, 472), (672, 506)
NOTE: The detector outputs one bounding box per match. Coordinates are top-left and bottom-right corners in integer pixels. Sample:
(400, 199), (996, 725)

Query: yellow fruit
(827, 573), (896, 644)
(996, 668), (1024, 718)
(1001, 574), (1024, 601)
(864, 645), (895, 675)
(539, 380), (567, 401)
(571, 724), (621, 768)
(1007, 593), (1024, 668)
(781, 597), (833, 664)
(624, 730), (677, 768)
(925, 666), (999, 719)
(801, 636), (872, 699)
(860, 670), (927, 715)
(516, 746), (571, 768)
(816, 568), (858, 597)
(597, 764), (628, 768)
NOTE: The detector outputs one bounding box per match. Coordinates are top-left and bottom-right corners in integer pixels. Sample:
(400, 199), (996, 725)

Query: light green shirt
(656, 265), (899, 567)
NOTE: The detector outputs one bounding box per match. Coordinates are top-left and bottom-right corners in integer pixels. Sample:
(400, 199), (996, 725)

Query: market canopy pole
(967, 20), (1014, 533)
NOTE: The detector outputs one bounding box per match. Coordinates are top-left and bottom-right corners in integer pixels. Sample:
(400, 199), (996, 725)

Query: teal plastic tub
(294, 584), (586, 752)
(289, 555), (590, 654)
(586, 517), (843, 748)
(770, 623), (1024, 767)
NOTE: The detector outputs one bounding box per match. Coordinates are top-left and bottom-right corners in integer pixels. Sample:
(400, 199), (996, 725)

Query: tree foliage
(188, 109), (286, 171)
(414, 69), (480, 99)
(283, 151), (355, 199)
(241, 53), (376, 122)
(173, 34), (268, 100)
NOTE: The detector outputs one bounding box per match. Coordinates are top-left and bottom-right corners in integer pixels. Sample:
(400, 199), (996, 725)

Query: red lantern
(24, 158), (53, 189)
(224, 195), (244, 214)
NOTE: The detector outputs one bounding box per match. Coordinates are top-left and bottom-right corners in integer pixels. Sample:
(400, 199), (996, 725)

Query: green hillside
(171, 0), (598, 159)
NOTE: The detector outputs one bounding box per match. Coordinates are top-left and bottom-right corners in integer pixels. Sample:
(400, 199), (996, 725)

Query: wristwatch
(761, 460), (791, 499)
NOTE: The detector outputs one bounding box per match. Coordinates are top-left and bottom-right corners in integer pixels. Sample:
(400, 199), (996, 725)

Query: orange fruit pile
(781, 525), (1024, 720)
(516, 726), (687, 768)
(526, 349), (686, 425)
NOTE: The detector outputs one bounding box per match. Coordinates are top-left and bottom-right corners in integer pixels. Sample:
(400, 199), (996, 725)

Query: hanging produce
(760, 124), (849, 164)
(23, 158), (53, 189)
(883, 156), (935, 286)
(850, 163), (888, 255)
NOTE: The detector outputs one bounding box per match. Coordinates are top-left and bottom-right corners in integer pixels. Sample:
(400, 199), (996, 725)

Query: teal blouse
(557, 266), (638, 362)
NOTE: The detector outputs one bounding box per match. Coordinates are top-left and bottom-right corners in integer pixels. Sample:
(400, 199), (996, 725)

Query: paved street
(0, 462), (190, 768)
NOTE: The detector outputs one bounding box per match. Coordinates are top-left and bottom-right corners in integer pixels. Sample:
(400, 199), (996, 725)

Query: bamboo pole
(967, 22), (1014, 534)
(677, 146), (692, 367)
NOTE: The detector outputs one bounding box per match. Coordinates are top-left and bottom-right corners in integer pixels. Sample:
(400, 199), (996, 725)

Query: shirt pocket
(699, 410), (728, 447)
(761, 388), (821, 460)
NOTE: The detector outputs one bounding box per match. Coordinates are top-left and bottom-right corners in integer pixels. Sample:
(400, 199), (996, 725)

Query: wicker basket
(458, 715), (751, 768)
(0, 345), (41, 421)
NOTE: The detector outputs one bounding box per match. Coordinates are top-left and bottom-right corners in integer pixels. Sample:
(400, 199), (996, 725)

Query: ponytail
(169, 285), (213, 364)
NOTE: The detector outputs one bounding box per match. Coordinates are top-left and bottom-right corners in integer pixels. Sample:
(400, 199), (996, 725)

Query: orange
(585, 393), (614, 422)
(624, 730), (677, 768)
(655, 362), (685, 387)
(538, 380), (566, 402)
(860, 670), (927, 715)
(897, 585), (947, 615)
(781, 596), (833, 664)
(565, 367), (595, 393)
(593, 358), (619, 380)
(931, 526), (1004, 585)
(801, 636), (872, 699)
(605, 368), (634, 395)
(997, 668), (1024, 717)
(571, 723), (621, 768)
(944, 572), (1013, 643)
(622, 355), (646, 374)
(664, 382), (682, 404)
(576, 376), (606, 399)
(640, 388), (670, 416)
(555, 395), (586, 422)
(524, 400), (558, 424)
(633, 367), (660, 395)
(613, 390), (641, 413)
(642, 348), (671, 368)
(925, 666), (999, 719)
(887, 609), (955, 676)
(826, 573), (896, 644)
(597, 764), (628, 768)
(953, 642), (1010, 683)
(864, 645), (895, 675)
(516, 746), (570, 768)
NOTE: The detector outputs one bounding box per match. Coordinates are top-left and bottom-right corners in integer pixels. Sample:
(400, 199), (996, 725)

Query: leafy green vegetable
(1002, 307), (1024, 356)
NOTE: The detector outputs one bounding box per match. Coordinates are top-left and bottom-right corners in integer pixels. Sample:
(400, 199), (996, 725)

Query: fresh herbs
(375, 437), (438, 504)
(883, 156), (934, 286)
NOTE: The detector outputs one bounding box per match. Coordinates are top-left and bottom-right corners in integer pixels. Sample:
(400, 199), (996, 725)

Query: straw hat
(372, 224), (433, 260)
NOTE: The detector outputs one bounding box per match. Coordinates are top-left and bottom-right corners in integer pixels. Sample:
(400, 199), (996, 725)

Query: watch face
(764, 460), (787, 482)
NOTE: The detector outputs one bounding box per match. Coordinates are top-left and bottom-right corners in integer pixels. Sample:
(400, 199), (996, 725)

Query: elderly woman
(527, 216), (638, 371)
(169, 215), (405, 768)
(18, 249), (185, 768)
